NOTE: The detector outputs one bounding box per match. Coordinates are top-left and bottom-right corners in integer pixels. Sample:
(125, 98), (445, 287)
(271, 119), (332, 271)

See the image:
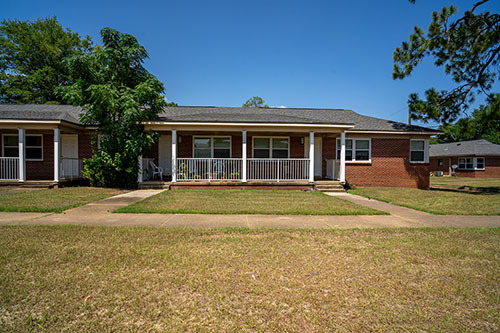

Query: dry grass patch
(0, 187), (125, 213)
(114, 190), (384, 215)
(0, 226), (499, 331)
(349, 187), (500, 215)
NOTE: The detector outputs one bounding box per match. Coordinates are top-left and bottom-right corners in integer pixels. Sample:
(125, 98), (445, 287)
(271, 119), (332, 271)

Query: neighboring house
(0, 104), (439, 188)
(430, 139), (500, 178)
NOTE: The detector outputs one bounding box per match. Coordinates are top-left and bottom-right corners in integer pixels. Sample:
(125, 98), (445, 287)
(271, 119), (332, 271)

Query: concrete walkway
(0, 190), (499, 228)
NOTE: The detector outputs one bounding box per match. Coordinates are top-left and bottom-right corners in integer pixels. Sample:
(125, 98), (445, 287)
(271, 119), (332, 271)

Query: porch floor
(138, 180), (344, 191)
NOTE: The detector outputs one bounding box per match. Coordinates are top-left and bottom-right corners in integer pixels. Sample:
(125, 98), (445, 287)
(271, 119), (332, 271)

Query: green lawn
(0, 187), (125, 213)
(1, 226), (499, 331)
(115, 190), (385, 215)
(349, 187), (500, 215)
(431, 176), (500, 190)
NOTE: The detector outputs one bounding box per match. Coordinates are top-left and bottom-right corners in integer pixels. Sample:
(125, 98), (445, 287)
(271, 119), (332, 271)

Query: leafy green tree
(393, 0), (499, 124)
(437, 93), (500, 144)
(57, 28), (167, 188)
(243, 96), (269, 108)
(0, 16), (93, 104)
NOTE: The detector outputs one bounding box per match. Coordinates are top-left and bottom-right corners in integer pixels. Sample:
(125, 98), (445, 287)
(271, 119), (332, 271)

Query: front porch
(139, 128), (349, 188)
(0, 126), (89, 185)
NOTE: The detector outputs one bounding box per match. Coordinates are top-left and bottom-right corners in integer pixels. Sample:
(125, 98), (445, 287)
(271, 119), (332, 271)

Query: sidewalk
(0, 191), (499, 229)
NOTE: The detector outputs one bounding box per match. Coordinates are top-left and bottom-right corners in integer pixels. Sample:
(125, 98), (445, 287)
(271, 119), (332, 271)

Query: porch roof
(0, 104), (439, 134)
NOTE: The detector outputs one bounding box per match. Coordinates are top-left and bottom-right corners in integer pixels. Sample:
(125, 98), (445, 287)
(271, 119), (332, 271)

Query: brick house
(430, 139), (500, 178)
(0, 104), (439, 189)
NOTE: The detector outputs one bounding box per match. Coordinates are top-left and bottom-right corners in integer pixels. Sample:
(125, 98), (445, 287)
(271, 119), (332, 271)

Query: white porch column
(309, 131), (314, 183)
(339, 131), (346, 184)
(171, 129), (177, 182)
(18, 128), (25, 182)
(137, 155), (143, 183)
(53, 128), (60, 182)
(242, 130), (247, 183)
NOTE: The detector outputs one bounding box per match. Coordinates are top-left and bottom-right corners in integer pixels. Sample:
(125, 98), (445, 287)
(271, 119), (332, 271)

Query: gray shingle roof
(0, 104), (83, 125)
(0, 104), (437, 133)
(430, 139), (500, 157)
(159, 106), (436, 132)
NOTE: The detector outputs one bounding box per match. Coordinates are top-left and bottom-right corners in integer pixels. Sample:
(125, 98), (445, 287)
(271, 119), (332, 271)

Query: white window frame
(410, 139), (429, 163)
(192, 136), (231, 158)
(458, 157), (485, 170)
(25, 134), (43, 161)
(1, 134), (43, 161)
(252, 136), (290, 159)
(336, 138), (371, 163)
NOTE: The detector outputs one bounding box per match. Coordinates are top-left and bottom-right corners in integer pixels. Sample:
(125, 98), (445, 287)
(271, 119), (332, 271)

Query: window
(2, 135), (18, 157)
(336, 138), (370, 162)
(476, 157), (485, 170)
(26, 134), (43, 160)
(438, 159), (443, 166)
(2, 134), (43, 160)
(193, 137), (230, 158)
(410, 140), (427, 163)
(253, 137), (289, 159)
(458, 157), (484, 170)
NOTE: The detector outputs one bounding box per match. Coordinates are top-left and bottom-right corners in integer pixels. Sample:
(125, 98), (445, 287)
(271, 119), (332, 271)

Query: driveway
(0, 190), (499, 228)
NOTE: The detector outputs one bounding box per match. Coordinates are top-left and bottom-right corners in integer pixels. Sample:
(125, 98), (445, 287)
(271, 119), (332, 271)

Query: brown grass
(0, 187), (125, 213)
(115, 190), (385, 215)
(349, 187), (500, 215)
(1, 226), (499, 331)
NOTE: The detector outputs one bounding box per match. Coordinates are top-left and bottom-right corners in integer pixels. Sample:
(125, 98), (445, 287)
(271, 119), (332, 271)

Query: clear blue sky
(3, 0), (499, 128)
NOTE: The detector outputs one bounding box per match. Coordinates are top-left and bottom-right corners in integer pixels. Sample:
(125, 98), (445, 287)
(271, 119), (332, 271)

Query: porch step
(20, 181), (58, 189)
(138, 181), (171, 190)
(314, 181), (345, 192)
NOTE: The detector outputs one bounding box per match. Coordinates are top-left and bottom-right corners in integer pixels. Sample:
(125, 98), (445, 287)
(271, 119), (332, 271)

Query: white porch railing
(0, 157), (19, 180)
(247, 158), (309, 181)
(177, 158), (243, 181)
(326, 159), (340, 180)
(61, 158), (83, 179)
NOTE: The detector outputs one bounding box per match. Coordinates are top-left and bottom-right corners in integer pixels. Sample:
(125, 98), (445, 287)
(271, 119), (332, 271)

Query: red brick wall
(177, 134), (192, 158)
(232, 134), (242, 158)
(26, 132), (53, 180)
(432, 156), (500, 178)
(345, 138), (430, 189)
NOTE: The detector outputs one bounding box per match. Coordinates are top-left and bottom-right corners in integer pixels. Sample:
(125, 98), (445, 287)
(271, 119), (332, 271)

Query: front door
(158, 135), (172, 176)
(61, 135), (79, 178)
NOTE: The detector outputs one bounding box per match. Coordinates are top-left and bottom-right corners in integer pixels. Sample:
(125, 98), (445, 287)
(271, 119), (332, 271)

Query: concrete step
(315, 180), (341, 185)
(138, 181), (170, 190)
(315, 184), (345, 192)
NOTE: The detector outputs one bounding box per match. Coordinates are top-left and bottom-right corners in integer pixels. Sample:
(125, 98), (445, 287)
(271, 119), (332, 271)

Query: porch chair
(149, 161), (164, 180)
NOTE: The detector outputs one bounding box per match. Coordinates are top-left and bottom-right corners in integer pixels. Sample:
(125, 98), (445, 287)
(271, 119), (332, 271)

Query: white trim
(18, 129), (25, 182)
(252, 136), (290, 159)
(242, 130), (247, 183)
(475, 157), (485, 170)
(339, 132), (346, 183)
(309, 132), (314, 183)
(410, 139), (429, 163)
(192, 135), (232, 158)
(53, 129), (59, 182)
(337, 137), (372, 163)
(171, 129), (177, 183)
